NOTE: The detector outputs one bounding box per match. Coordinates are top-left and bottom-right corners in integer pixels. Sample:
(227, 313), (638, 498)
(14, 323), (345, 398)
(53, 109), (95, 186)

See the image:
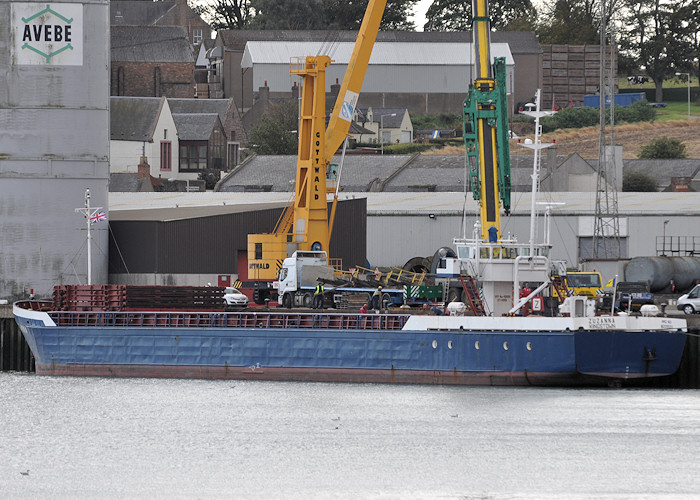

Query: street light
(675, 72), (690, 118)
(380, 113), (396, 155)
(662, 219), (670, 256)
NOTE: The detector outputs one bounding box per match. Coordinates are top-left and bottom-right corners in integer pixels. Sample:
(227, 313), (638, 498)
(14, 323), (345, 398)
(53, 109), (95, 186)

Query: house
(111, 25), (195, 98)
(169, 98), (248, 168)
(111, 0), (211, 48)
(110, 97), (237, 189)
(172, 113), (226, 173)
(352, 107), (413, 145)
(110, 96), (177, 182)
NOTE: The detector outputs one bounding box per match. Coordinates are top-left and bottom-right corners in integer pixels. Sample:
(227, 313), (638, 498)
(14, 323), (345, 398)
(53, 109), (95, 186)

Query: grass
(653, 101), (698, 121)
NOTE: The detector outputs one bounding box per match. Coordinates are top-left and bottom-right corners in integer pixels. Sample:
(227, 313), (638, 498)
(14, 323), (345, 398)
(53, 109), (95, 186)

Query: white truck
(275, 251), (403, 309)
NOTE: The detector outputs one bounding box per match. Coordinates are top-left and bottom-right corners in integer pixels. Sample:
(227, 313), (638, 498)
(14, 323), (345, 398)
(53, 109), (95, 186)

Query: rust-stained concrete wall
(0, 0), (110, 300)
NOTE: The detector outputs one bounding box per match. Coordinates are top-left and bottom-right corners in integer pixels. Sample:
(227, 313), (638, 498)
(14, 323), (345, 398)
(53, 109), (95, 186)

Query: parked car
(223, 287), (249, 308)
(615, 281), (654, 312)
(677, 284), (700, 315)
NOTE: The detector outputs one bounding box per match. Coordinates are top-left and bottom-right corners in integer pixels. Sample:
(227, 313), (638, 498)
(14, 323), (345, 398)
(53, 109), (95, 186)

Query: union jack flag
(90, 211), (107, 224)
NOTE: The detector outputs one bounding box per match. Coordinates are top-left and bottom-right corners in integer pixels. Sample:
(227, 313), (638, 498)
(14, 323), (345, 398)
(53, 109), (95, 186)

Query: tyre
(447, 287), (462, 303)
(282, 293), (292, 309)
(303, 292), (313, 308)
(683, 304), (695, 315)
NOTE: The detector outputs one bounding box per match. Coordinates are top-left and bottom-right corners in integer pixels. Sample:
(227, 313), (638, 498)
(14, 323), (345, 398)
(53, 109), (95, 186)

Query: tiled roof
(112, 26), (194, 63)
(110, 96), (164, 142)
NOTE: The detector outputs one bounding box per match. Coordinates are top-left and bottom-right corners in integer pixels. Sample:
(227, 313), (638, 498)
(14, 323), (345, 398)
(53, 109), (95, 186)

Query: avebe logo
(21, 4), (74, 63)
(12, 2), (83, 66)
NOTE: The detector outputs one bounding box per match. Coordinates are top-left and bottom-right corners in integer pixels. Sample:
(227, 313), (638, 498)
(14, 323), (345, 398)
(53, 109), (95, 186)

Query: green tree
(622, 171), (658, 191)
(620, 0), (697, 102)
(423, 0), (535, 32)
(536, 0), (598, 44)
(242, 0), (417, 31)
(247, 101), (299, 155)
(638, 136), (687, 158)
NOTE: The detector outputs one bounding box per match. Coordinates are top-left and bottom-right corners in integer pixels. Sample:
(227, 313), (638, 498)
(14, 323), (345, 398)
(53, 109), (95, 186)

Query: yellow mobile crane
(247, 0), (387, 303)
(463, 0), (511, 242)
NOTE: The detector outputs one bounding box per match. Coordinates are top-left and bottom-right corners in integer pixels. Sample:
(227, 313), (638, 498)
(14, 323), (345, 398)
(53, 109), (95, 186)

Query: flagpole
(86, 190), (92, 285)
(75, 188), (104, 285)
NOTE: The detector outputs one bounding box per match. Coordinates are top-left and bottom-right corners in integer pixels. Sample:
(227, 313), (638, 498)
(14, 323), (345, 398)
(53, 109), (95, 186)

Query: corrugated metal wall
(109, 198), (367, 275)
(0, 0), (110, 300)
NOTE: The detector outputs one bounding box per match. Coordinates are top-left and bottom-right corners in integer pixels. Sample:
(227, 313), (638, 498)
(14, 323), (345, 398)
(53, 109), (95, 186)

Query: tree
(239, 0), (417, 31)
(195, 0), (252, 31)
(536, 0), (598, 44)
(622, 171), (657, 191)
(620, 0), (697, 102)
(423, 0), (536, 32)
(247, 101), (299, 155)
(638, 136), (687, 159)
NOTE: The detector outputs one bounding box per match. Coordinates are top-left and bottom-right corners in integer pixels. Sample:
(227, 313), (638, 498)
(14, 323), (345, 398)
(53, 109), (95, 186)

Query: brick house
(111, 0), (212, 47)
(111, 25), (195, 98)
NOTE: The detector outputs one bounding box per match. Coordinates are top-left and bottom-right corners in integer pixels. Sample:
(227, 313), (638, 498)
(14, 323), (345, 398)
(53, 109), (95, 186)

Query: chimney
(137, 156), (150, 179)
(259, 81), (270, 104)
(330, 78), (340, 99)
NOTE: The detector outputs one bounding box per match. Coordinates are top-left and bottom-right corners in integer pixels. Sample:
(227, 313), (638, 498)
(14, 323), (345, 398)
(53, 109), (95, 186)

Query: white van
(677, 284), (700, 314)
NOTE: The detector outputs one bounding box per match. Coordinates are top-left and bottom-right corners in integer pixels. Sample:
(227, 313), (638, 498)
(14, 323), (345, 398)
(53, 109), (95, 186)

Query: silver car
(677, 284), (700, 315)
(224, 287), (249, 307)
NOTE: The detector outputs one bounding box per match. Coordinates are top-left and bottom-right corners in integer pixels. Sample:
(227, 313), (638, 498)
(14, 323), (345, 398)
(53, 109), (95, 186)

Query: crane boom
(247, 0), (387, 292)
(463, 0), (511, 242)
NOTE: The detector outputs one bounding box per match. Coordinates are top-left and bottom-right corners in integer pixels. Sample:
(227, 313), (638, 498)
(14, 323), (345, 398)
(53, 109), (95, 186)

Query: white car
(677, 284), (700, 315)
(223, 287), (249, 308)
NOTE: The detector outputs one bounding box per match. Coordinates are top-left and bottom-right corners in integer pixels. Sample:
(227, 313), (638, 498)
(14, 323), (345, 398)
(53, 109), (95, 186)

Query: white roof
(109, 192), (700, 216)
(242, 41), (514, 68)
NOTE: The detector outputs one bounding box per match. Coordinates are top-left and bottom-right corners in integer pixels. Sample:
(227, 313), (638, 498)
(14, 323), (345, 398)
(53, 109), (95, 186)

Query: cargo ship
(13, 289), (687, 386)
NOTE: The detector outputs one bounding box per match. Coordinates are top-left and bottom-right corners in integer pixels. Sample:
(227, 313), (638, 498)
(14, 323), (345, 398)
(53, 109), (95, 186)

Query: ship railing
(47, 310), (410, 331)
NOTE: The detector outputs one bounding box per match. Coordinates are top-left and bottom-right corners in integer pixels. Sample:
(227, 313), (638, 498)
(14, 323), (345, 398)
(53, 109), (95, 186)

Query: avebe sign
(12, 3), (83, 66)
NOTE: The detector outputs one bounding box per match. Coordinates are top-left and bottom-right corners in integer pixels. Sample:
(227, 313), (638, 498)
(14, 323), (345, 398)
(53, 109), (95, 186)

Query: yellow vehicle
(564, 271), (603, 297)
(247, 0), (387, 303)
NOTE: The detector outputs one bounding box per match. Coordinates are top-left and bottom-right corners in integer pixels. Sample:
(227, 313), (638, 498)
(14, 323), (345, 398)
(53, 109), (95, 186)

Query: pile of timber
(52, 285), (226, 311)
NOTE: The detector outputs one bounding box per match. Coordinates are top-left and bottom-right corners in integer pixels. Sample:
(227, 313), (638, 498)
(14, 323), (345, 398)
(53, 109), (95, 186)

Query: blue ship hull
(14, 304), (688, 386)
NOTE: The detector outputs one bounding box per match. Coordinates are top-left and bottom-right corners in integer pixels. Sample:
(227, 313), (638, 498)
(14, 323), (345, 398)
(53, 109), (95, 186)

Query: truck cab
(564, 271), (603, 297)
(276, 251), (335, 308)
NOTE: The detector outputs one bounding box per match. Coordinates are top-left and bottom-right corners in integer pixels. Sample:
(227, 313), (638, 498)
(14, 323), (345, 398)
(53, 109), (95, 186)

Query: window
(255, 243), (262, 260)
(227, 142), (240, 168)
(179, 143), (208, 172)
(160, 141), (172, 171)
(193, 28), (203, 45)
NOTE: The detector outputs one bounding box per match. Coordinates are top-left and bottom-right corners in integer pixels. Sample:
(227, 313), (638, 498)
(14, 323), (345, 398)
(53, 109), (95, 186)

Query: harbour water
(1, 373), (699, 499)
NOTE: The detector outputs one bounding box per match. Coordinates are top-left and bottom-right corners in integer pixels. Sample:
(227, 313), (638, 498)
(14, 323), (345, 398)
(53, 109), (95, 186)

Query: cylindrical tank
(671, 257), (700, 291)
(625, 256), (700, 292)
(624, 257), (674, 292)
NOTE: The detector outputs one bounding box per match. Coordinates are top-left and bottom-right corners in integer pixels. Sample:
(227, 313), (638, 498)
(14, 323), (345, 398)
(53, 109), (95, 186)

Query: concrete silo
(0, 0), (109, 300)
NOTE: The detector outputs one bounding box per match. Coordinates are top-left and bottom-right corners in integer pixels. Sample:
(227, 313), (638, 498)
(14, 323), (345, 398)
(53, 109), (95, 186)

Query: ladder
(551, 275), (570, 303)
(459, 275), (487, 316)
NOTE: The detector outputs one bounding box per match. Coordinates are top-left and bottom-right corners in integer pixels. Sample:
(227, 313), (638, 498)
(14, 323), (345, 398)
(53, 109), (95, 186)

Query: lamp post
(663, 219), (670, 256)
(675, 72), (690, 118)
(380, 113), (396, 155)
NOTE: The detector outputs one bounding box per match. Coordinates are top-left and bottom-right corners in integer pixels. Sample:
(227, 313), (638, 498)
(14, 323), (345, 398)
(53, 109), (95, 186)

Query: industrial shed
(241, 40), (514, 115)
(213, 30), (541, 116)
(107, 196), (367, 286)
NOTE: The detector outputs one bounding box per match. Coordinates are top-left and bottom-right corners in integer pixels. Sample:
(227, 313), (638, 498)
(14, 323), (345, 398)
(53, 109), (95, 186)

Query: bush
(638, 136), (687, 159)
(539, 101), (657, 133)
(615, 101), (657, 123)
(622, 172), (658, 192)
(198, 169), (221, 190)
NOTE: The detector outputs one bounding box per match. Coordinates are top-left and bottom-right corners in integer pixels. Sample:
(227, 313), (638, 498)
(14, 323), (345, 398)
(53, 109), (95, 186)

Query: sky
(411, 0), (432, 31)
